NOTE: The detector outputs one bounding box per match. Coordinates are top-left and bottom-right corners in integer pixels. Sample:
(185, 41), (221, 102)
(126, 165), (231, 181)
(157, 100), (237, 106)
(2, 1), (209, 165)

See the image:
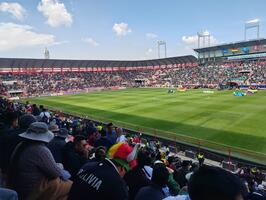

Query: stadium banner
(53, 68), (62, 72)
(227, 53), (266, 60)
(62, 68), (71, 72)
(230, 48), (240, 53)
(79, 67), (87, 72)
(71, 68), (79, 72)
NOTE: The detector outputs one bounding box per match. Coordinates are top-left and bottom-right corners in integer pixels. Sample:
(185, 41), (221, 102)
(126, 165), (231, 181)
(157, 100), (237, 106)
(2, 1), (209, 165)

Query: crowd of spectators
(0, 97), (265, 200)
(0, 61), (266, 97)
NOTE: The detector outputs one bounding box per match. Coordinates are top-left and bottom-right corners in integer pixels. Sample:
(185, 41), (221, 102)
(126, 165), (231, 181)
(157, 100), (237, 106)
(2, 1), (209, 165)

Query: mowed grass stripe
(29, 88), (266, 158)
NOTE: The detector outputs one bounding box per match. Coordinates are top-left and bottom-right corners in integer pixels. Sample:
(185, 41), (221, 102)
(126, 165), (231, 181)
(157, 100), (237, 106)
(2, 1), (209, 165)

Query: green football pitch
(28, 88), (266, 164)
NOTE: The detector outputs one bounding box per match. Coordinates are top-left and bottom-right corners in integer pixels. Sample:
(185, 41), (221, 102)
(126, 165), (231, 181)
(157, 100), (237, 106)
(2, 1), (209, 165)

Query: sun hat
(48, 124), (60, 133)
(108, 142), (139, 171)
(57, 128), (69, 139)
(19, 122), (54, 143)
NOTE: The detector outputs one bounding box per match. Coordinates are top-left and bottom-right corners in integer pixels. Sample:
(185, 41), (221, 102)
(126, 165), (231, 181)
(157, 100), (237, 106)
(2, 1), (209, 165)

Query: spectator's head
(107, 122), (113, 133)
(19, 122), (54, 143)
(5, 111), (19, 128)
(188, 166), (244, 200)
(39, 105), (44, 111)
(48, 124), (60, 134)
(108, 143), (139, 177)
(95, 146), (106, 161)
(19, 114), (37, 129)
(137, 148), (152, 167)
(152, 163), (169, 188)
(182, 160), (191, 170)
(32, 104), (37, 108)
(116, 127), (123, 136)
(73, 135), (87, 153)
(57, 128), (69, 139)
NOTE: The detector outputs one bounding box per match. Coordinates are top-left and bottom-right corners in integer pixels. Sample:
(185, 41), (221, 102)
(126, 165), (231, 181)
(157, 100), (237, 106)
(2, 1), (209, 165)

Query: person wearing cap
(10, 122), (72, 199)
(68, 142), (139, 200)
(135, 163), (170, 200)
(47, 128), (69, 163)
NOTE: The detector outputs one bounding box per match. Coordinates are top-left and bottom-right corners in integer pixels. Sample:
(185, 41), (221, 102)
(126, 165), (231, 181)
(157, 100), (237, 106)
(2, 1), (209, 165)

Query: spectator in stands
(188, 165), (244, 200)
(0, 188), (18, 200)
(62, 135), (89, 177)
(89, 146), (107, 162)
(0, 114), (36, 174)
(106, 122), (117, 144)
(248, 182), (266, 200)
(94, 129), (113, 150)
(39, 106), (51, 124)
(68, 142), (139, 200)
(116, 127), (127, 143)
(10, 122), (72, 199)
(1, 111), (19, 132)
(31, 104), (40, 116)
(124, 147), (152, 200)
(174, 160), (191, 188)
(135, 163), (170, 200)
(47, 128), (68, 163)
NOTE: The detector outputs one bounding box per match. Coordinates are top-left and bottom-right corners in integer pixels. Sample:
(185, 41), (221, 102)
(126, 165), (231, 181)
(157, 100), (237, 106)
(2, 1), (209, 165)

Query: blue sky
(0, 0), (266, 60)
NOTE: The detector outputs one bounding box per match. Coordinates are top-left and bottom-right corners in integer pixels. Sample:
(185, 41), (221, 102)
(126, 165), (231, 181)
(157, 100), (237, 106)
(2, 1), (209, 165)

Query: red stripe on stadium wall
(0, 63), (199, 74)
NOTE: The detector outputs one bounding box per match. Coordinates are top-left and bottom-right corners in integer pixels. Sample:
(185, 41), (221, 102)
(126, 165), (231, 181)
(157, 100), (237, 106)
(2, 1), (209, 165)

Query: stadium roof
(0, 55), (197, 68)
(194, 38), (266, 53)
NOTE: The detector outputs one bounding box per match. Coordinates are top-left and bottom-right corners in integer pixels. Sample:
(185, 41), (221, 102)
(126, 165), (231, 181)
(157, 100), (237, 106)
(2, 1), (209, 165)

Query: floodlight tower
(44, 47), (50, 59)
(244, 19), (260, 40)
(157, 41), (167, 58)
(197, 31), (211, 48)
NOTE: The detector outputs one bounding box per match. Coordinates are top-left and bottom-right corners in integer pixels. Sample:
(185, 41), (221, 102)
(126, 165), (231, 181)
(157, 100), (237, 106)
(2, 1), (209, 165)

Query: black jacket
(62, 142), (87, 177)
(68, 159), (128, 200)
(47, 137), (66, 163)
(124, 166), (151, 200)
(135, 184), (165, 200)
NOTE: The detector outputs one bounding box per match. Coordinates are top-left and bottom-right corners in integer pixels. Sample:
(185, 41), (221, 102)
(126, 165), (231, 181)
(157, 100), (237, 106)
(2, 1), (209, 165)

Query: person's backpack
(41, 112), (50, 124)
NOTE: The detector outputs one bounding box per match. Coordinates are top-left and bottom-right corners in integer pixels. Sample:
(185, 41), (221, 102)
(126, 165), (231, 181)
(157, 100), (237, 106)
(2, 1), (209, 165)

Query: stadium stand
(0, 58), (266, 98)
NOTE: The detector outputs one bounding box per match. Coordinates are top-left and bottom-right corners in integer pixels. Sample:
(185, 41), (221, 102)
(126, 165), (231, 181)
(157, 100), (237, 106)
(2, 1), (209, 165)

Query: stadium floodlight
(244, 19), (260, 40)
(44, 47), (50, 59)
(197, 31), (211, 48)
(157, 41), (167, 58)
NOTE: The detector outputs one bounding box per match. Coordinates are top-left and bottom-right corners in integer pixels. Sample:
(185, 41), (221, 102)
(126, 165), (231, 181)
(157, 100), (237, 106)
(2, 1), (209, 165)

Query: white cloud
(112, 22), (132, 37)
(146, 33), (158, 39)
(37, 0), (73, 27)
(49, 40), (69, 46)
(182, 35), (198, 45)
(82, 37), (99, 46)
(0, 2), (26, 21)
(182, 32), (217, 46)
(145, 48), (153, 55)
(0, 22), (55, 51)
(246, 18), (260, 24)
